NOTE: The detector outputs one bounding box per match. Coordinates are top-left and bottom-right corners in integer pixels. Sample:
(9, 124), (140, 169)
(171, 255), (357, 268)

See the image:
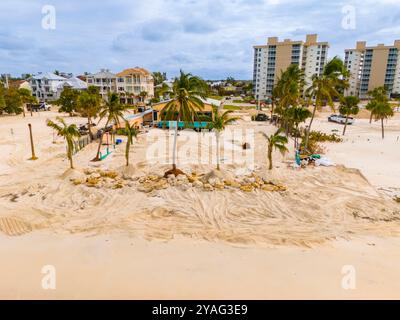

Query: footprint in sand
(0, 217), (32, 236)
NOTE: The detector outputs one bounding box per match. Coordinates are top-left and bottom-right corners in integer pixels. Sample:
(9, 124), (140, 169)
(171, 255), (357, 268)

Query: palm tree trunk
(270, 100), (275, 124)
(125, 139), (130, 166)
(69, 155), (74, 169)
(381, 118), (385, 139)
(93, 119), (110, 161)
(268, 146), (273, 170)
(304, 105), (317, 150)
(369, 112), (373, 124)
(343, 115), (349, 136)
(216, 132), (220, 170)
(172, 117), (179, 170)
(88, 116), (93, 141)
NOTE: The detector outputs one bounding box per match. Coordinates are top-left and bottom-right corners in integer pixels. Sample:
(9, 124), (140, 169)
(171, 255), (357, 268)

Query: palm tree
(93, 93), (125, 161)
(339, 96), (360, 135)
(304, 74), (338, 149)
(77, 86), (101, 140)
(372, 101), (394, 139)
(367, 87), (388, 124)
(208, 107), (239, 170)
(139, 91), (148, 103)
(287, 106), (312, 148)
(18, 88), (37, 117)
(46, 117), (80, 169)
(124, 121), (139, 166)
(162, 70), (209, 176)
(263, 129), (289, 170)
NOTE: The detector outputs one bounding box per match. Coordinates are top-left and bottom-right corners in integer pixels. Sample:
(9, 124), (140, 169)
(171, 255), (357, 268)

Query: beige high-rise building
(344, 40), (400, 98)
(253, 34), (329, 100)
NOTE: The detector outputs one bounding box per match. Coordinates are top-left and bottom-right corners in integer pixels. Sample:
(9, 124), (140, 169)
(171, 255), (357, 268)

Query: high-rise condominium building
(253, 34), (329, 100)
(344, 40), (400, 98)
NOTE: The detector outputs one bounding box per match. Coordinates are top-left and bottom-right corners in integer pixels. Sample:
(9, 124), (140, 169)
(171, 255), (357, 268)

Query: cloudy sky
(0, 0), (399, 79)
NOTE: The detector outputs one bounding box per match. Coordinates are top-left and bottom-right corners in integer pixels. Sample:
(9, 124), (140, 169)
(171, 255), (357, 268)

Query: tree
(339, 96), (360, 135)
(372, 101), (394, 139)
(162, 70), (208, 176)
(3, 87), (23, 115)
(273, 65), (305, 133)
(323, 56), (350, 93)
(18, 88), (37, 117)
(208, 107), (239, 170)
(139, 91), (148, 103)
(56, 87), (80, 116)
(367, 87), (388, 123)
(287, 106), (312, 148)
(124, 121), (139, 166)
(263, 129), (289, 170)
(93, 92), (126, 161)
(0, 84), (6, 114)
(152, 72), (167, 86)
(78, 86), (101, 140)
(46, 117), (80, 169)
(304, 74), (338, 149)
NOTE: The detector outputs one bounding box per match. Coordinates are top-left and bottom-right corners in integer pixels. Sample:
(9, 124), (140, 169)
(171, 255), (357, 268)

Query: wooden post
(28, 123), (38, 160)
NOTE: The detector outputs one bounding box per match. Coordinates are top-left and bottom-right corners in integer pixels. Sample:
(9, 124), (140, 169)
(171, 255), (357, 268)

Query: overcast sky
(0, 0), (399, 79)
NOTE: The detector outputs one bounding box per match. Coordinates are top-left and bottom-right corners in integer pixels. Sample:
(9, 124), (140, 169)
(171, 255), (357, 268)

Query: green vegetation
(263, 129), (289, 170)
(162, 70), (209, 176)
(223, 105), (241, 110)
(208, 106), (240, 170)
(209, 95), (224, 101)
(46, 117), (81, 169)
(339, 96), (360, 136)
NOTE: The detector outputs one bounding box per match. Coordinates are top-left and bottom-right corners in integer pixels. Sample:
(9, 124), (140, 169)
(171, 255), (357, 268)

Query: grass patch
(209, 95), (224, 101)
(223, 105), (242, 110)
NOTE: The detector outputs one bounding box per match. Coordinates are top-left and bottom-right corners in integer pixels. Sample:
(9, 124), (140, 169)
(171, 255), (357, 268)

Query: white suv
(328, 114), (354, 125)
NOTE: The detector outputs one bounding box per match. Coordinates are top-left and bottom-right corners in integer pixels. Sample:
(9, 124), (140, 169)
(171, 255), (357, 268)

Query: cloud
(0, 0), (399, 79)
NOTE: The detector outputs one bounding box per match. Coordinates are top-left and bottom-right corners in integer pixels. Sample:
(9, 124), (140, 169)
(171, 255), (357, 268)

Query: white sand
(0, 110), (399, 299)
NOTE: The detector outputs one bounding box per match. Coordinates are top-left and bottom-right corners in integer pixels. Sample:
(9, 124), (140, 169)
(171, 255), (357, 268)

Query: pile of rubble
(70, 168), (130, 189)
(137, 171), (287, 193)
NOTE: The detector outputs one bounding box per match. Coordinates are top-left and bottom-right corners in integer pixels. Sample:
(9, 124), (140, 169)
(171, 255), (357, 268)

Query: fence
(72, 135), (91, 155)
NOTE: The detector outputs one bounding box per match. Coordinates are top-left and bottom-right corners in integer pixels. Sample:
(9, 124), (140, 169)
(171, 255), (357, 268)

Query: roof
(88, 70), (116, 78)
(57, 77), (88, 90)
(31, 72), (66, 80)
(152, 99), (215, 112)
(116, 68), (152, 77)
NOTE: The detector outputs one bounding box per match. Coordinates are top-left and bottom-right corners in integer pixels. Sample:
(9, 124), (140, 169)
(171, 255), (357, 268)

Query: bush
(300, 130), (342, 154)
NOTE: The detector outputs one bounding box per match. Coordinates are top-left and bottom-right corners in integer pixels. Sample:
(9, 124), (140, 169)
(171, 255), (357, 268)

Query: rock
(176, 174), (188, 182)
(187, 175), (198, 183)
(224, 180), (241, 188)
(148, 175), (160, 181)
(153, 179), (169, 190)
(138, 185), (154, 193)
(208, 177), (222, 186)
(90, 172), (101, 179)
(180, 183), (192, 191)
(203, 183), (214, 191)
(240, 184), (254, 192)
(261, 184), (277, 192)
(214, 182), (225, 190)
(167, 174), (176, 180)
(193, 180), (203, 188)
(244, 177), (256, 184)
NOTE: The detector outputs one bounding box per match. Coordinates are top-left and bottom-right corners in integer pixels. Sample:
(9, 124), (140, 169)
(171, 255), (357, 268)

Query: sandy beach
(0, 110), (399, 299)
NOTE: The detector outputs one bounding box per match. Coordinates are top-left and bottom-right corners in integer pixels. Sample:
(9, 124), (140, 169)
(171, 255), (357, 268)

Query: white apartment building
(344, 40), (400, 98)
(253, 34), (329, 100)
(86, 69), (117, 99)
(29, 72), (87, 102)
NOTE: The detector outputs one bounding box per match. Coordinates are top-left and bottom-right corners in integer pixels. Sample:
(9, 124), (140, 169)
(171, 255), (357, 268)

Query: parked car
(27, 102), (51, 112)
(328, 114), (354, 125)
(253, 113), (270, 122)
